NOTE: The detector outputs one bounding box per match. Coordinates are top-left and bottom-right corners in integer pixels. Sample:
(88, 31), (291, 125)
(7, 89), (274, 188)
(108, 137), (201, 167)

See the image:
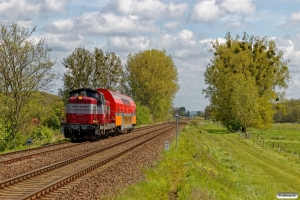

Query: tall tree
(203, 32), (290, 134)
(0, 22), (56, 148)
(178, 107), (186, 116)
(59, 47), (123, 102)
(196, 111), (204, 117)
(125, 49), (179, 121)
(204, 105), (212, 120)
(186, 110), (190, 118)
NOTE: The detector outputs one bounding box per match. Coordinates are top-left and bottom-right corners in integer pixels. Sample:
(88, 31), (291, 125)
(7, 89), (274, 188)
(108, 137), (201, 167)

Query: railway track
(0, 122), (181, 199)
(0, 142), (84, 165)
(0, 142), (73, 162)
(0, 123), (168, 165)
(0, 141), (70, 157)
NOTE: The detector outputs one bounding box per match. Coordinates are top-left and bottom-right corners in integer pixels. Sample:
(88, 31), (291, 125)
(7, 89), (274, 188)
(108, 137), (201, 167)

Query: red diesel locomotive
(61, 88), (136, 140)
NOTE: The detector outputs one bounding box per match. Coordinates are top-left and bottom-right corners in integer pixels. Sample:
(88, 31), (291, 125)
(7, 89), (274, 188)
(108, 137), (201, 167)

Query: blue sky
(1, 0), (300, 111)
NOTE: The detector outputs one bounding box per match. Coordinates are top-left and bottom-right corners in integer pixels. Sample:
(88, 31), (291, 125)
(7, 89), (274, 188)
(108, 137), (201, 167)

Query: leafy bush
(226, 120), (241, 132)
(190, 120), (198, 127)
(0, 120), (8, 151)
(136, 102), (152, 125)
(30, 125), (55, 145)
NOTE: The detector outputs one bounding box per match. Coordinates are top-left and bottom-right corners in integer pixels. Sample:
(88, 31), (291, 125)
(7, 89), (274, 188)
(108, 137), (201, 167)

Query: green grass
(250, 123), (300, 154)
(106, 120), (300, 200)
(0, 135), (68, 154)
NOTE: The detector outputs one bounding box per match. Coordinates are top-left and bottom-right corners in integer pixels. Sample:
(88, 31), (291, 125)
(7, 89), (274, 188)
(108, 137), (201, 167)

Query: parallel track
(0, 123), (168, 165)
(0, 122), (182, 199)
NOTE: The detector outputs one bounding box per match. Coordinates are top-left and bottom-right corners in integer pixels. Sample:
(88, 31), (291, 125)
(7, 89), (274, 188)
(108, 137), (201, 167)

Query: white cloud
(129, 15), (139, 20)
(284, 74), (300, 100)
(220, 0), (255, 14)
(189, 0), (224, 23)
(164, 21), (180, 30)
(223, 19), (246, 28)
(17, 20), (35, 28)
(0, 0), (40, 20)
(44, 0), (71, 13)
(0, 0), (298, 111)
(0, 0), (71, 22)
(102, 31), (213, 110)
(277, 36), (300, 98)
(150, 31), (212, 110)
(120, 30), (212, 67)
(41, 33), (89, 53)
(273, 36), (300, 89)
(189, 0), (255, 27)
(289, 11), (300, 21)
(43, 12), (158, 35)
(105, 36), (150, 55)
(282, 11), (300, 28)
(150, 30), (200, 58)
(104, 0), (189, 19)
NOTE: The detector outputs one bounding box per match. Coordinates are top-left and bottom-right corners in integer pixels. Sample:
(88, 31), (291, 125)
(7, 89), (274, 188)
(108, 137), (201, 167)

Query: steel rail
(0, 123), (169, 165)
(0, 141), (70, 157)
(0, 142), (84, 165)
(22, 123), (178, 200)
(0, 123), (175, 190)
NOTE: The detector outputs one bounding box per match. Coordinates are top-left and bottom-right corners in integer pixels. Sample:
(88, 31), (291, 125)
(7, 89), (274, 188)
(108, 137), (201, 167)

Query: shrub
(136, 102), (152, 125)
(30, 125), (55, 145)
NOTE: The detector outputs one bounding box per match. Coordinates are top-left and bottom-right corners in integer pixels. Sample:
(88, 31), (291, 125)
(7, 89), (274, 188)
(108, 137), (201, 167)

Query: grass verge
(108, 120), (300, 200)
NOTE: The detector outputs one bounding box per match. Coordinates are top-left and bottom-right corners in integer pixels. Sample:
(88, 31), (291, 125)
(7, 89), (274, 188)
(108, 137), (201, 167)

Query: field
(110, 120), (300, 200)
(250, 123), (300, 154)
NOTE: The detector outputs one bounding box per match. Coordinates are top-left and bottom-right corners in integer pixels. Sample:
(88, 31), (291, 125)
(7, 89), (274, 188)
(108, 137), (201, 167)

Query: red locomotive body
(61, 88), (136, 140)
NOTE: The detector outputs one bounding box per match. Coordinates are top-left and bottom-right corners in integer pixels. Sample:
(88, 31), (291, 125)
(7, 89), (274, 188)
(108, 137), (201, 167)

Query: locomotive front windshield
(69, 89), (99, 99)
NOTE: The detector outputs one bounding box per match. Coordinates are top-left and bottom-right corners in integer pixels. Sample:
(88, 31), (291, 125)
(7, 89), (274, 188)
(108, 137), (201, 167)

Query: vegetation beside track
(112, 119), (300, 200)
(250, 123), (300, 155)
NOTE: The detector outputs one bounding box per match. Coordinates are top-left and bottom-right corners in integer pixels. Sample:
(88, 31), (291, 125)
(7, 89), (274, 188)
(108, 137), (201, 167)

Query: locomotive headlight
(77, 95), (83, 100)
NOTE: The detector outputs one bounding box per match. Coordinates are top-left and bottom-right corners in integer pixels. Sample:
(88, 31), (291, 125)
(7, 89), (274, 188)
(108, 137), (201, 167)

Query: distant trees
(196, 111), (204, 117)
(186, 110), (190, 118)
(273, 99), (300, 123)
(125, 49), (179, 121)
(204, 105), (212, 120)
(203, 32), (290, 134)
(0, 22), (56, 149)
(173, 107), (186, 117)
(58, 47), (124, 102)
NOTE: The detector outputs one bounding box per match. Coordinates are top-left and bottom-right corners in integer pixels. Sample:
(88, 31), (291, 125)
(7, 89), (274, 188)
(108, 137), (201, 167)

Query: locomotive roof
(69, 88), (101, 94)
(97, 89), (133, 100)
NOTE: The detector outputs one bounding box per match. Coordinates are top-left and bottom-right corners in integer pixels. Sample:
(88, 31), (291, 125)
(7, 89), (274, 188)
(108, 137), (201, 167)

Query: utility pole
(175, 113), (179, 148)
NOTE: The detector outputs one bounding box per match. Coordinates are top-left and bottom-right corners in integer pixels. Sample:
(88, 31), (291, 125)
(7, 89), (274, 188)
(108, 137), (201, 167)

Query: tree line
(203, 98), (300, 125)
(273, 99), (300, 123)
(59, 47), (179, 124)
(0, 22), (179, 151)
(0, 21), (292, 151)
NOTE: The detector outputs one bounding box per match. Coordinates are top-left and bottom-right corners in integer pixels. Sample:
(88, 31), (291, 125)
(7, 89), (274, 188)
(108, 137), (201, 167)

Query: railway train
(60, 88), (136, 140)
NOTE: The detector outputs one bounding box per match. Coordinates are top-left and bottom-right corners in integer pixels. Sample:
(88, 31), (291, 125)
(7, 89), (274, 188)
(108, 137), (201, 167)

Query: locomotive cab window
(70, 92), (78, 97)
(70, 89), (100, 99)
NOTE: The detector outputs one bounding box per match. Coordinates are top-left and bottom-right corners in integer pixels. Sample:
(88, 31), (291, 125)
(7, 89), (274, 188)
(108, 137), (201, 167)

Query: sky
(0, 0), (300, 112)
